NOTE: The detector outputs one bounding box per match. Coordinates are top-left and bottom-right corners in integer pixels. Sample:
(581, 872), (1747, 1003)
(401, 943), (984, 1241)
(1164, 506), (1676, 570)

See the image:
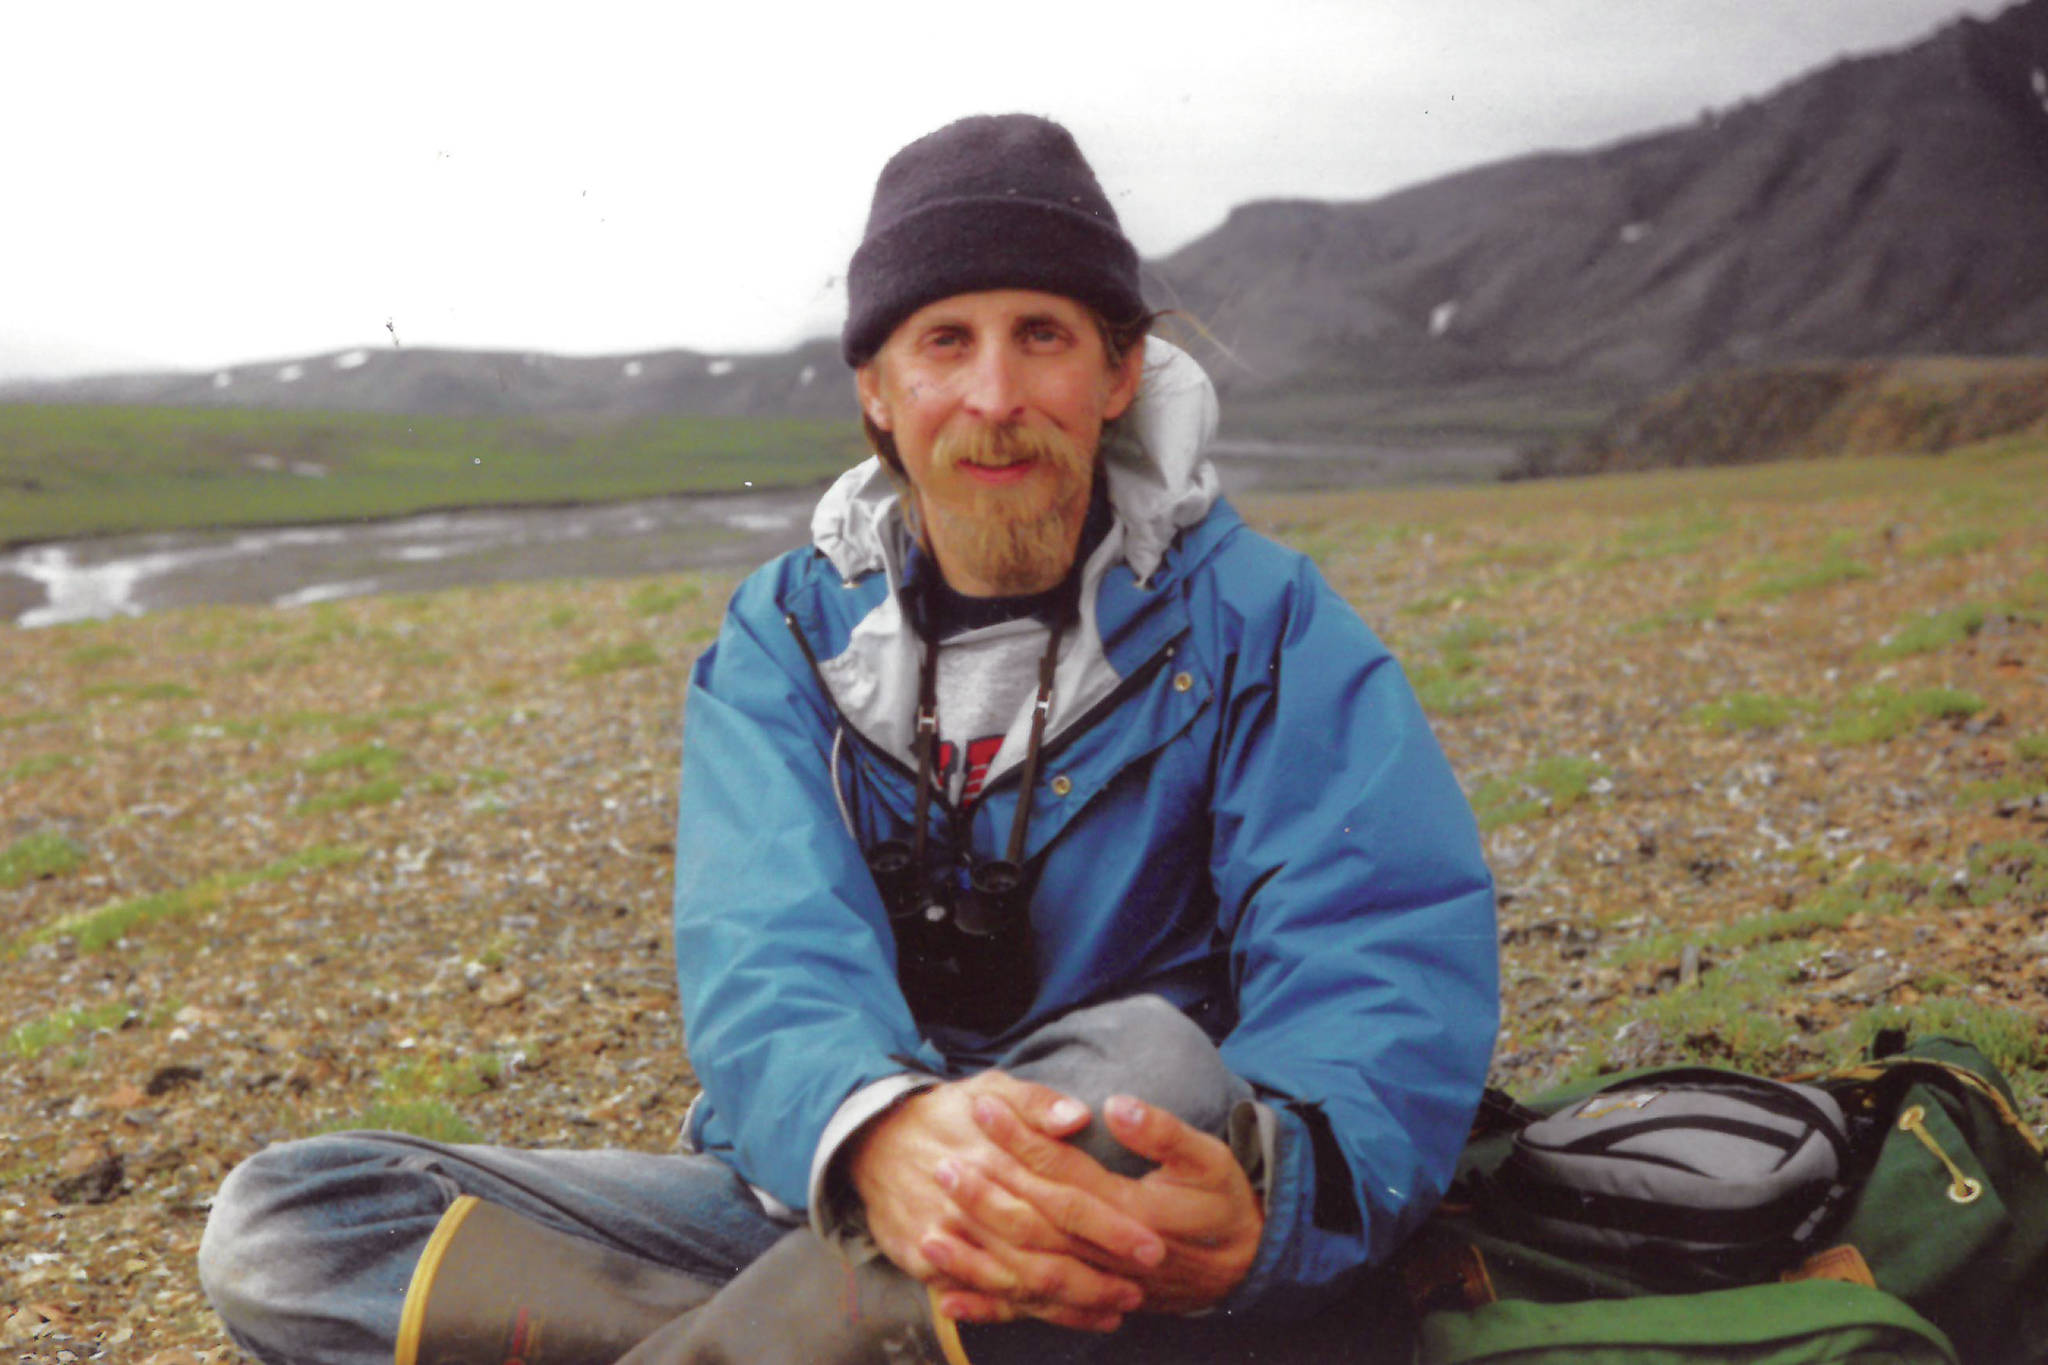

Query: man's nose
(961, 344), (1026, 423)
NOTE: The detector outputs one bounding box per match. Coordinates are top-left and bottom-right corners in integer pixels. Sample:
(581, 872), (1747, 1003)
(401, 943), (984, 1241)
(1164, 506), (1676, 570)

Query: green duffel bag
(1806, 1036), (2048, 1363)
(1419, 1278), (1956, 1364)
(1402, 1035), (2048, 1365)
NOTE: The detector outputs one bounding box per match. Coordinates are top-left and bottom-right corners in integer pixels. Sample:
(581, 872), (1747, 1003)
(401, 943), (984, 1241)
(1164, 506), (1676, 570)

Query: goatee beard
(917, 425), (1093, 595)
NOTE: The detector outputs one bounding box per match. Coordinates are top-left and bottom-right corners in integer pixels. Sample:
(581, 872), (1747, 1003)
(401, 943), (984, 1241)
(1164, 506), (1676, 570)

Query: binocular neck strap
(912, 638), (940, 869)
(1005, 613), (1067, 864)
(908, 609), (1071, 868)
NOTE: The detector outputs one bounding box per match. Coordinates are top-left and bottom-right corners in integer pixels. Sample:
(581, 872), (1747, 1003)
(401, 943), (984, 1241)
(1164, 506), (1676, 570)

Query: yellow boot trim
(395, 1194), (482, 1365)
(927, 1286), (973, 1365)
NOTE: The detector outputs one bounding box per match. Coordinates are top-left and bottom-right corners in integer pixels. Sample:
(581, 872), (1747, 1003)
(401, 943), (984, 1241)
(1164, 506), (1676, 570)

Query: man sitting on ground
(199, 112), (1499, 1365)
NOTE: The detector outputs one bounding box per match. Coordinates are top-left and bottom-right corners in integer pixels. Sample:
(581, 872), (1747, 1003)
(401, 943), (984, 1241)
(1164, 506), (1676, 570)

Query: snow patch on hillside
(212, 372), (233, 389)
(276, 363), (304, 383)
(1429, 301), (1459, 338)
(1620, 222), (1651, 244)
(622, 360), (644, 378)
(707, 359), (735, 377)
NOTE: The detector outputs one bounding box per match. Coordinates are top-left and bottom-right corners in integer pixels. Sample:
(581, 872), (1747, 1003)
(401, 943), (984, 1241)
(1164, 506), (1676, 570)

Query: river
(0, 440), (1514, 627)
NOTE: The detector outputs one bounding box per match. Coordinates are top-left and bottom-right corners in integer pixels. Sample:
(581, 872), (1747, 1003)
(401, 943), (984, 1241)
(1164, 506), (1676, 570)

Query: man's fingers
(918, 1230), (1020, 1296)
(1102, 1095), (1232, 1182)
(941, 1154), (1166, 1269)
(971, 1095), (1111, 1187)
(924, 1226), (1144, 1320)
(971, 1072), (1092, 1138)
(936, 1289), (1125, 1335)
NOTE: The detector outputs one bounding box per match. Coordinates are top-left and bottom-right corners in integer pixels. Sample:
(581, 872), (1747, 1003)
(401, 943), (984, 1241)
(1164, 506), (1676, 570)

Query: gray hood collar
(809, 337), (1221, 588)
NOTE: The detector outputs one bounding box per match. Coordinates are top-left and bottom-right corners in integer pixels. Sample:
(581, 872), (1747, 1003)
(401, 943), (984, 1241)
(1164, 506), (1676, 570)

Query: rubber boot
(613, 1229), (970, 1365)
(395, 1194), (719, 1365)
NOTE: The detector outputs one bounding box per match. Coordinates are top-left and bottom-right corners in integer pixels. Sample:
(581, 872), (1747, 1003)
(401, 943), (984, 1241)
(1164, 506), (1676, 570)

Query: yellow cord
(927, 1287), (973, 1365)
(394, 1195), (480, 1365)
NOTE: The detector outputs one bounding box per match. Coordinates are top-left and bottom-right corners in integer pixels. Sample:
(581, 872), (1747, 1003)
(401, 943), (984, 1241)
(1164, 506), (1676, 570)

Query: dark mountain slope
(1150, 0), (2048, 396)
(8, 2), (2044, 429)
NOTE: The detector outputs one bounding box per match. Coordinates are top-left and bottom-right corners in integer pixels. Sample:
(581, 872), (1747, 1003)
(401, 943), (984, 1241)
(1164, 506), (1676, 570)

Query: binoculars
(867, 838), (1036, 1034)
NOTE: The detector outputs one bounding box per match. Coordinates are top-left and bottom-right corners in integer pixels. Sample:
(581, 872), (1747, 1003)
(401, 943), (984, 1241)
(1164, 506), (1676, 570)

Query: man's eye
(1023, 325), (1064, 346)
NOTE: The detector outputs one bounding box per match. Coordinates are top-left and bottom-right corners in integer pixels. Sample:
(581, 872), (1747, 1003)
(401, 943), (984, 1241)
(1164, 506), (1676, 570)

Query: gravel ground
(1, 444), (2043, 1361)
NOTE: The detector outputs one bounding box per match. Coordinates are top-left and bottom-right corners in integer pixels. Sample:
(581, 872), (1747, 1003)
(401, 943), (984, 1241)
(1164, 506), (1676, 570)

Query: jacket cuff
(806, 1074), (941, 1257)
(1212, 1100), (1342, 1318)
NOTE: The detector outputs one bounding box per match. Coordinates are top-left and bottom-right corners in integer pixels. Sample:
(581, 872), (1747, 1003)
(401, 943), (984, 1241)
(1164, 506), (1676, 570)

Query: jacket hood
(809, 337), (1222, 588)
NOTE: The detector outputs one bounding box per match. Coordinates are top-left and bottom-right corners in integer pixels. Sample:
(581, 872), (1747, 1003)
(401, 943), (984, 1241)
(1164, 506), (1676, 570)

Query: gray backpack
(1481, 1069), (1853, 1280)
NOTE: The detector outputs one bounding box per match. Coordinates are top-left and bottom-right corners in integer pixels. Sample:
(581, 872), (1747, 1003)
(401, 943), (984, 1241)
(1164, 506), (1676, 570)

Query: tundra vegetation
(0, 435), (2044, 1355)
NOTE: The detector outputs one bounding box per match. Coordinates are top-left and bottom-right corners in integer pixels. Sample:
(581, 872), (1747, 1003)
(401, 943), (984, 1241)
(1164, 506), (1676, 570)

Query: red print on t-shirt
(959, 736), (1004, 804)
(934, 736), (1007, 804)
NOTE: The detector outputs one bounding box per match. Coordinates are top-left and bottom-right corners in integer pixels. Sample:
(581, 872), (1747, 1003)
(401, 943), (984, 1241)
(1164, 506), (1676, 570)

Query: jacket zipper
(784, 611), (1188, 818)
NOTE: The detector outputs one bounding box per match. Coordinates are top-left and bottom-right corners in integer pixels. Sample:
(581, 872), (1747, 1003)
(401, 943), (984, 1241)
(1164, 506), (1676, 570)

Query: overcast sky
(1, 0), (2017, 379)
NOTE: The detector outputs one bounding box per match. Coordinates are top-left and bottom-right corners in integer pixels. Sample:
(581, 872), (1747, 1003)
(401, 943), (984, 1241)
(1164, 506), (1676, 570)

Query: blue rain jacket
(673, 342), (1498, 1315)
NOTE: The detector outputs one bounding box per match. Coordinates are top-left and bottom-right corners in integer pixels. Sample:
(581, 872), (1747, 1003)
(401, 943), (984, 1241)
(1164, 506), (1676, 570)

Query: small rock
(103, 1082), (150, 1110)
(1825, 961), (1896, 1003)
(52, 1145), (124, 1205)
(478, 972), (528, 1008)
(146, 1063), (205, 1096)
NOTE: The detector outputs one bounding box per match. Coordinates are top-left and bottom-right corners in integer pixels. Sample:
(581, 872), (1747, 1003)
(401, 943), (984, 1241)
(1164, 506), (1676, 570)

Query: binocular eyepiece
(867, 838), (1035, 1033)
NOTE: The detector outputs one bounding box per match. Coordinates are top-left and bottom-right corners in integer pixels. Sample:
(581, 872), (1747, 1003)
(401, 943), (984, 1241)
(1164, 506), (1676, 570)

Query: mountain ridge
(8, 0), (2045, 441)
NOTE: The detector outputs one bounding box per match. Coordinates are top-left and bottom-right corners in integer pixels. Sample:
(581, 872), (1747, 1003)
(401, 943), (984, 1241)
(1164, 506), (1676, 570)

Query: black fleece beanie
(841, 114), (1145, 367)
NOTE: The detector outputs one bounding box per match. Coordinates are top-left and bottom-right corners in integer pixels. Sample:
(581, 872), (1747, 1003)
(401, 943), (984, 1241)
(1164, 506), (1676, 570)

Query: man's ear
(1102, 340), (1145, 423)
(854, 365), (892, 432)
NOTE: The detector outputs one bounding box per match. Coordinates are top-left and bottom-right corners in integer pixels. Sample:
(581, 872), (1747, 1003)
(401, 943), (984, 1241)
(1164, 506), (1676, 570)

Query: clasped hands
(846, 1071), (1264, 1333)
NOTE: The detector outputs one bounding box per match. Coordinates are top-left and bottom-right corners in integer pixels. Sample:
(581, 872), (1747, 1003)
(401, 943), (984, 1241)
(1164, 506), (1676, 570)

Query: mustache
(932, 423), (1088, 474)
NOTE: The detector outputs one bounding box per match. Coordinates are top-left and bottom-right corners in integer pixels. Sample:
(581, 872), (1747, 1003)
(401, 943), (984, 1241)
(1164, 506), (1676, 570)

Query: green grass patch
(1847, 1000), (2048, 1095)
(572, 641), (661, 678)
(298, 776), (406, 815)
(0, 403), (865, 544)
(0, 832), (86, 888)
(255, 844), (366, 881)
(302, 741), (402, 778)
(14, 844), (363, 953)
(1608, 861), (1944, 972)
(1692, 692), (1802, 734)
(627, 580), (703, 616)
(2016, 734), (2048, 764)
(1470, 754), (1611, 830)
(320, 1100), (484, 1145)
(1600, 511), (1732, 565)
(1573, 940), (1813, 1079)
(79, 680), (200, 703)
(379, 1054), (502, 1101)
(1958, 773), (2048, 808)
(1822, 686), (1984, 745)
(1871, 604), (1989, 659)
(1401, 582), (1504, 617)
(0, 709), (65, 732)
(3, 752), (83, 784)
(1717, 863), (1941, 950)
(1410, 665), (1495, 716)
(3, 1001), (133, 1061)
(322, 1052), (503, 1144)
(1741, 555), (1874, 601)
(65, 642), (134, 666)
(1913, 527), (2000, 560)
(1960, 840), (2046, 908)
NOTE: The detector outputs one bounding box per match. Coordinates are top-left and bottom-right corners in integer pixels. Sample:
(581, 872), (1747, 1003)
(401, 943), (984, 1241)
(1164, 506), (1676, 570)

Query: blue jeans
(200, 1132), (792, 1364)
(199, 997), (1397, 1364)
